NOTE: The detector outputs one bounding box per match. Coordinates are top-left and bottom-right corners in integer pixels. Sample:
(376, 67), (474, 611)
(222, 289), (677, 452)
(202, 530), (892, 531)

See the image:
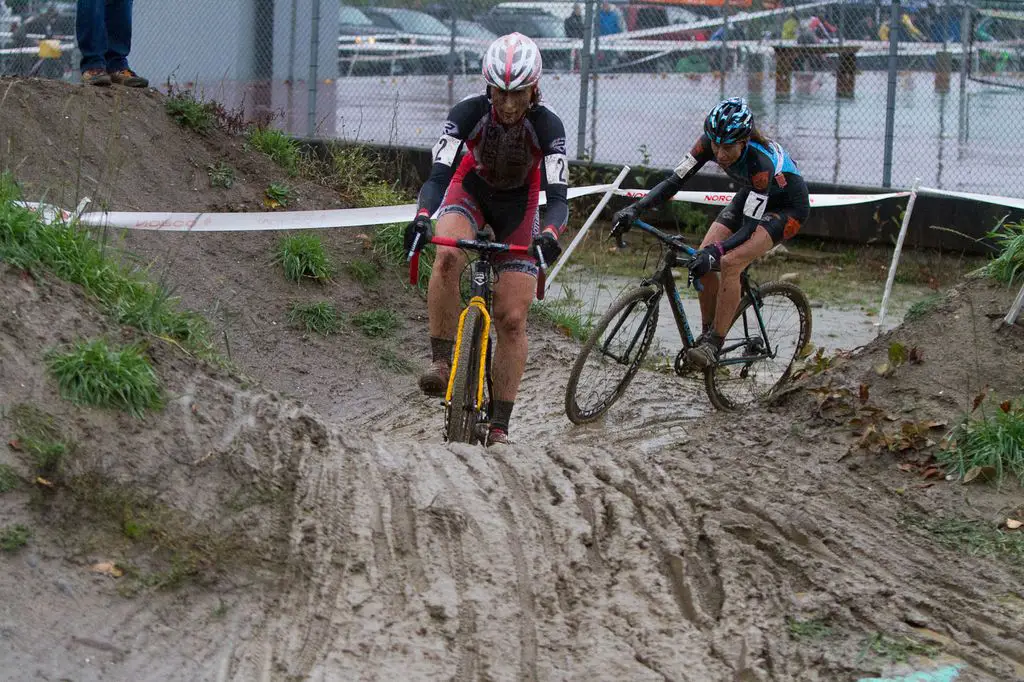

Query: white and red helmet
(482, 32), (542, 92)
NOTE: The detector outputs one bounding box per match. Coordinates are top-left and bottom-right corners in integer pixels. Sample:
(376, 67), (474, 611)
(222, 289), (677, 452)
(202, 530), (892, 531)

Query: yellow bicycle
(410, 231), (546, 444)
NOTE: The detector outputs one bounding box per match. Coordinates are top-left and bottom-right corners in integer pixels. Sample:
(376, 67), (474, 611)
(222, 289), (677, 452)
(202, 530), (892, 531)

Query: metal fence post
(590, 8), (600, 160)
(306, 0), (321, 137)
(575, 0), (595, 160)
(957, 3), (971, 144)
(881, 0), (900, 188)
(447, 1), (456, 109)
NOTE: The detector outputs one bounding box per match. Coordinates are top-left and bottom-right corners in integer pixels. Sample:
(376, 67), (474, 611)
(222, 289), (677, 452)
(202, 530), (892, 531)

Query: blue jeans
(76, 0), (134, 73)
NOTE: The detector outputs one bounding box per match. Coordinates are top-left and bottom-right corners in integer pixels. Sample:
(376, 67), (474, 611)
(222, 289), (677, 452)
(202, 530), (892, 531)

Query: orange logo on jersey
(775, 172), (788, 188)
(752, 171), (770, 192)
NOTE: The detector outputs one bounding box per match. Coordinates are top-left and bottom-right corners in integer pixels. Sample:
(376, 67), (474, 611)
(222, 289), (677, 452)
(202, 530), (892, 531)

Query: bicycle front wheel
(705, 281), (812, 411)
(565, 286), (661, 424)
(446, 307), (485, 444)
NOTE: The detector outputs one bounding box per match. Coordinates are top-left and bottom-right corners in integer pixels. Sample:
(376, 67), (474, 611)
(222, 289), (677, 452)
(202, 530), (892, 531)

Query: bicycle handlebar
(407, 234), (546, 301)
(616, 219), (704, 292)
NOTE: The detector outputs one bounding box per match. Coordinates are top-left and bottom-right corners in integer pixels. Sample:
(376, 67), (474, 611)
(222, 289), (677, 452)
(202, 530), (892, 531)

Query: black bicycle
(564, 219), (812, 420)
(410, 231), (546, 444)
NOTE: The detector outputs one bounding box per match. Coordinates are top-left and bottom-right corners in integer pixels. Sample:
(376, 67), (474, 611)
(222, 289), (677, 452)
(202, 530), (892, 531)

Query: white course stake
(545, 165), (631, 291)
(1005, 282), (1024, 326)
(877, 177), (921, 333)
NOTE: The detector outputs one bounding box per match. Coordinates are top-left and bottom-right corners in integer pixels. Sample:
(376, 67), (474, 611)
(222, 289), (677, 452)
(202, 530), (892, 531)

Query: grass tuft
(0, 524), (30, 552)
(165, 92), (217, 134)
(352, 309), (400, 338)
(206, 162), (235, 189)
(264, 182), (293, 208)
(345, 258), (379, 287)
(938, 398), (1024, 485)
(860, 632), (940, 664)
(372, 222), (433, 289)
(786, 617), (833, 640)
(275, 234), (333, 283)
(0, 173), (213, 357)
(46, 339), (163, 417)
(0, 464), (20, 492)
(288, 301), (341, 336)
(377, 346), (414, 373)
(9, 404), (72, 478)
(246, 127), (302, 175)
(904, 292), (944, 323)
(986, 220), (1024, 285)
(901, 513), (1024, 563)
(532, 302), (592, 342)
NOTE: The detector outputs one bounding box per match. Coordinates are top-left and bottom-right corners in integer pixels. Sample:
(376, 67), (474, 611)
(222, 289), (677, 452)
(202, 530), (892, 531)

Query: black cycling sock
(490, 399), (514, 431)
(708, 331), (724, 349)
(430, 336), (455, 364)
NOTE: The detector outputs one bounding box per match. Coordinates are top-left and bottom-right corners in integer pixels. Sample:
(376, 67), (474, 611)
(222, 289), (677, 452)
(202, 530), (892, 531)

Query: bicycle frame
(408, 232), (545, 417)
(625, 220), (778, 368)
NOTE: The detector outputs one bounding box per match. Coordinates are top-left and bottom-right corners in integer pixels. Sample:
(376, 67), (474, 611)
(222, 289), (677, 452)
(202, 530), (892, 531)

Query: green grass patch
(165, 92), (217, 134)
(532, 301), (592, 342)
(358, 181), (407, 208)
(986, 220), (1024, 285)
(0, 464), (20, 492)
(329, 144), (409, 207)
(0, 174), (213, 356)
(46, 339), (163, 417)
(246, 127), (302, 175)
(288, 301), (341, 336)
(0, 524), (30, 552)
(938, 398), (1024, 485)
(352, 309), (400, 338)
(376, 345), (414, 374)
(904, 292), (945, 323)
(786, 617), (833, 640)
(901, 513), (1024, 564)
(264, 182), (294, 208)
(206, 162), (235, 189)
(9, 404), (72, 478)
(859, 632), (940, 665)
(345, 258), (380, 287)
(275, 234), (333, 283)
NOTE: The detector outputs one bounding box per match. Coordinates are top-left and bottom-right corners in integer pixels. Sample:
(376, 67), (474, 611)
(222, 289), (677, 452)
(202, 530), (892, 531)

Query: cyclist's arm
(634, 135), (712, 211)
(536, 108), (569, 236)
(415, 97), (481, 218)
(718, 147), (773, 254)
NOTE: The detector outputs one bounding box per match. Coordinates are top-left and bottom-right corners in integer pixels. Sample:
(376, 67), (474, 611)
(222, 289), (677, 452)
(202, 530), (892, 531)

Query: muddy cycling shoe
(485, 427), (509, 447)
(418, 360), (451, 397)
(685, 336), (722, 370)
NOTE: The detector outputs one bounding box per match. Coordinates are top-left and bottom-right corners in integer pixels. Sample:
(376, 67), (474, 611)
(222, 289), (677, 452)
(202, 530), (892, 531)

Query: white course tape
(614, 188), (911, 207)
(918, 186), (1024, 211)
(39, 184), (613, 232)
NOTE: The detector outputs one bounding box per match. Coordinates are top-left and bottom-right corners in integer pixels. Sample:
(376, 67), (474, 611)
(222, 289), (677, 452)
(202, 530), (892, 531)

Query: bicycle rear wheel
(565, 286), (661, 424)
(446, 307), (485, 444)
(705, 281), (811, 411)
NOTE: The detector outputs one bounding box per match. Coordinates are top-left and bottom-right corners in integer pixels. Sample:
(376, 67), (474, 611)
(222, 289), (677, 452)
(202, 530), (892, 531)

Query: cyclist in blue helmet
(612, 97), (810, 369)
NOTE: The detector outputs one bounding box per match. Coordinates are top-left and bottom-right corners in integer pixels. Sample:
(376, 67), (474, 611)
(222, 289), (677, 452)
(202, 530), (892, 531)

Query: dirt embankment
(0, 78), (1022, 681)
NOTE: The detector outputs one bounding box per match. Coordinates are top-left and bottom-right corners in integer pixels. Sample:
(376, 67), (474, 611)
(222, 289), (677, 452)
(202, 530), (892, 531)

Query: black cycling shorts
(715, 175), (810, 245)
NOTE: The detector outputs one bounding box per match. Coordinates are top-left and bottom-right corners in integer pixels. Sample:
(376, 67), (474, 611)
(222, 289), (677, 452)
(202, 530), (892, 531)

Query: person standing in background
(564, 3), (584, 39)
(76, 0), (148, 87)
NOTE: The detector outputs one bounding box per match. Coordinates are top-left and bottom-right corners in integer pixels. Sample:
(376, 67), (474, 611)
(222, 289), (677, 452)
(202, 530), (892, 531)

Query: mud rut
(172, 337), (1019, 682)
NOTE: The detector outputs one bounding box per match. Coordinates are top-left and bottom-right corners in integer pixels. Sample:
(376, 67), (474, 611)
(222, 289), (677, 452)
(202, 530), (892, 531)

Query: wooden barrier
(773, 45), (862, 98)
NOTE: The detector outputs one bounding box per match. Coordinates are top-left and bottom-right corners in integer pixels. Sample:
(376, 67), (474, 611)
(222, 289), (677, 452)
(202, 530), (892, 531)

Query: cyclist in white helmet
(404, 32), (570, 446)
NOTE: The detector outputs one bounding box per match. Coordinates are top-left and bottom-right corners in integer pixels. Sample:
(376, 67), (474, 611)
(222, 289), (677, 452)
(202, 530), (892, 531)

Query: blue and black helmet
(704, 97), (753, 145)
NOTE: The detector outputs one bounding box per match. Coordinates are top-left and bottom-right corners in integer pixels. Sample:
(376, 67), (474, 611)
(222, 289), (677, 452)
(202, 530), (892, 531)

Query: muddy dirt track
(1, 78), (1023, 682)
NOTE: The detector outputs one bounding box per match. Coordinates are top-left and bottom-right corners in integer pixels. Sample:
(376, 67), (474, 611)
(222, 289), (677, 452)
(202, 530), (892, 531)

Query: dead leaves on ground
(874, 342), (923, 377)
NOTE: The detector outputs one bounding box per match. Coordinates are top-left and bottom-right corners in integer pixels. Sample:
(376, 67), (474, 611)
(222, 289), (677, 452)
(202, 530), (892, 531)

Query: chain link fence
(3, 0), (1021, 198)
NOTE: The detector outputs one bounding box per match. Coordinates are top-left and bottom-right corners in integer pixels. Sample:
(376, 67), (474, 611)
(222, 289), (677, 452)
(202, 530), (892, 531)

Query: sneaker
(418, 360), (450, 397)
(485, 426), (509, 446)
(82, 69), (111, 87)
(108, 68), (148, 88)
(685, 338), (720, 370)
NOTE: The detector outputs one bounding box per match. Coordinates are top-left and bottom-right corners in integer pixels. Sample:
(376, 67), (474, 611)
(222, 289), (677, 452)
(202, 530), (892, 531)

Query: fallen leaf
(1007, 519), (1022, 530)
(35, 477), (53, 487)
(972, 390), (987, 412)
(859, 384), (870, 403)
(8, 438), (22, 451)
(898, 463), (915, 472)
(262, 196), (281, 209)
(90, 562), (124, 578)
(1000, 400), (1012, 413)
(888, 342), (907, 367)
(908, 347), (923, 364)
(874, 362), (891, 377)
(921, 467), (942, 479)
(962, 465), (997, 484)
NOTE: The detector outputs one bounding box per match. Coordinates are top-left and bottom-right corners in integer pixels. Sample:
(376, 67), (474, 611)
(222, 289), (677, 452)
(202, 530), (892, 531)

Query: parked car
(338, 4), (399, 76)
(476, 5), (571, 69)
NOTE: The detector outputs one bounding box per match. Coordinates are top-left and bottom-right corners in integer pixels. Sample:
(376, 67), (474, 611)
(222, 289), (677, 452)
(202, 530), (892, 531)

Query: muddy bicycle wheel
(565, 286), (660, 424)
(446, 307), (485, 444)
(705, 281), (811, 412)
